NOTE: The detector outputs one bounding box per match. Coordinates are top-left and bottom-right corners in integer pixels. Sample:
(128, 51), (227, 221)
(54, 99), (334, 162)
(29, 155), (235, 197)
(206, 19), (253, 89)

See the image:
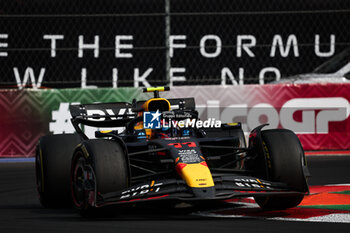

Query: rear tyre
(254, 129), (308, 210)
(35, 134), (81, 208)
(71, 139), (129, 217)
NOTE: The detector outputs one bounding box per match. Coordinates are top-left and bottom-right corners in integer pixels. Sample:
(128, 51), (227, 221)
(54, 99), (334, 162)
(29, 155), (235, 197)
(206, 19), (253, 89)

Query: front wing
(94, 175), (306, 207)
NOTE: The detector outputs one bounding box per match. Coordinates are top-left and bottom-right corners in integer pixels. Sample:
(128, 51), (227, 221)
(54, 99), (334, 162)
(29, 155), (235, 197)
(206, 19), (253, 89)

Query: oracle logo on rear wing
(69, 102), (137, 131)
(86, 108), (135, 121)
(69, 102), (135, 121)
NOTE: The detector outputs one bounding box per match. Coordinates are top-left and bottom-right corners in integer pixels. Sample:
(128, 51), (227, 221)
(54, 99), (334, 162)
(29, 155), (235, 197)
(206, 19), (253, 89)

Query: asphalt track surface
(1, 156), (350, 233)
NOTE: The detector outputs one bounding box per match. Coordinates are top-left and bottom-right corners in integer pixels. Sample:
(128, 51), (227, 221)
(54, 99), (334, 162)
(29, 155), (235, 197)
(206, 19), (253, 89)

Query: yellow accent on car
(134, 123), (144, 130)
(100, 130), (112, 134)
(143, 98), (171, 112)
(180, 163), (214, 188)
(257, 179), (264, 188)
(227, 122), (239, 126)
(144, 87), (169, 92)
(145, 129), (152, 139)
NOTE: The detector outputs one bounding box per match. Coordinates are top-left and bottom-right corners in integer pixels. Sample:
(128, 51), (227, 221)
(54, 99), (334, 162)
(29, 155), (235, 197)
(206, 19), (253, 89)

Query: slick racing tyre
(254, 129), (309, 210)
(36, 134), (82, 208)
(71, 139), (129, 217)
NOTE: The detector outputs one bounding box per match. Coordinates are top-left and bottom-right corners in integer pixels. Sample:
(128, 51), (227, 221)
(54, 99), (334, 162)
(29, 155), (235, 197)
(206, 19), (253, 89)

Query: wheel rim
(72, 156), (87, 207)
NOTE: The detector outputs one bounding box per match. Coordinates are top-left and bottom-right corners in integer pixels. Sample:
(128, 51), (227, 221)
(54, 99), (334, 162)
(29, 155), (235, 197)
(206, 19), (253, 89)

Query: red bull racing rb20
(36, 87), (310, 217)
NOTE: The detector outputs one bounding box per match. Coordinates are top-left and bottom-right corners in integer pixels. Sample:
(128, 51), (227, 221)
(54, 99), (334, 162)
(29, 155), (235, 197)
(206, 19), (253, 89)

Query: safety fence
(0, 0), (349, 88)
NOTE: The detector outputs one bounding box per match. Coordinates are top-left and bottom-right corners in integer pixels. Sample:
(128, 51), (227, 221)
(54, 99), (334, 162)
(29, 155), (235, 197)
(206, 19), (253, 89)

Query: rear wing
(69, 97), (196, 138)
(69, 102), (136, 128)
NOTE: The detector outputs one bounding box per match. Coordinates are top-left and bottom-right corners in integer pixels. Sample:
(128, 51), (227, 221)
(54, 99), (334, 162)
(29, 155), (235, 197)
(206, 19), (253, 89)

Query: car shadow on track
(27, 201), (245, 221)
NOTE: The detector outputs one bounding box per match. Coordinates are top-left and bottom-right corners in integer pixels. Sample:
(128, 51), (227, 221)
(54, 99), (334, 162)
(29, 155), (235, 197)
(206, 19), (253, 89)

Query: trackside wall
(1, 84), (350, 157)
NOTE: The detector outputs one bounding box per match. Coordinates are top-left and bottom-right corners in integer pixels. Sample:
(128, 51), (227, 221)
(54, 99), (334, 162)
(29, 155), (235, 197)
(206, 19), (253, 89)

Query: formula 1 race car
(36, 87), (309, 217)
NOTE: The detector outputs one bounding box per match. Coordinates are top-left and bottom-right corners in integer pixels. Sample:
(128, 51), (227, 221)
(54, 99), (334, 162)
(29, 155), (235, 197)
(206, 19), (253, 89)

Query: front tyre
(254, 129), (309, 210)
(71, 139), (129, 217)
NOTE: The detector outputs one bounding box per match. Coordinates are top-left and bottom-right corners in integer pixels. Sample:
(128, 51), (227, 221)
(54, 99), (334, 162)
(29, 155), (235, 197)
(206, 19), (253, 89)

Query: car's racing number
(120, 182), (163, 199)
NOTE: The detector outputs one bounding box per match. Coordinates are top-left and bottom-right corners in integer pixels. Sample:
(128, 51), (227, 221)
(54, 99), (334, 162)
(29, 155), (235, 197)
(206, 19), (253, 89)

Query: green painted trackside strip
(330, 191), (350, 195)
(300, 205), (350, 211)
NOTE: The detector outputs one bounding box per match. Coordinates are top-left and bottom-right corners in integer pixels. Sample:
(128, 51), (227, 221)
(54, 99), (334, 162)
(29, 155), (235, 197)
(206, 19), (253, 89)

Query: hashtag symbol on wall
(49, 102), (80, 134)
